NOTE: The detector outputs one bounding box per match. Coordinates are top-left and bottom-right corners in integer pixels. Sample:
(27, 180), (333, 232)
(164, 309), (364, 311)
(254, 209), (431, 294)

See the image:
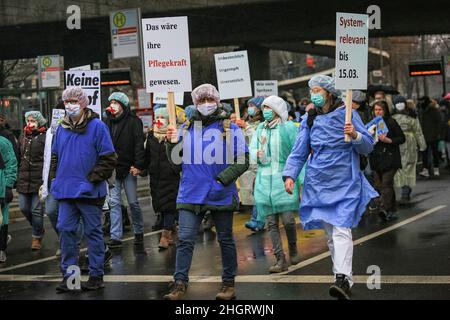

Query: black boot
(0, 225), (8, 251)
(329, 274), (351, 300)
(152, 213), (163, 231)
(81, 276), (105, 291)
(56, 276), (81, 293)
(103, 211), (111, 234)
(122, 206), (131, 232)
(134, 233), (144, 245)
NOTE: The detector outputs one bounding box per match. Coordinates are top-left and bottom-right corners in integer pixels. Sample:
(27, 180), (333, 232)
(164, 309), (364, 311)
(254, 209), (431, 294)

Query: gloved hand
(5, 187), (13, 203)
(38, 185), (46, 202)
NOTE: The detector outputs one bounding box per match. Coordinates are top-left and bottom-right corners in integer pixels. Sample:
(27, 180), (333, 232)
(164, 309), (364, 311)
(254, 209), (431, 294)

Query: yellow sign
(113, 12), (126, 28)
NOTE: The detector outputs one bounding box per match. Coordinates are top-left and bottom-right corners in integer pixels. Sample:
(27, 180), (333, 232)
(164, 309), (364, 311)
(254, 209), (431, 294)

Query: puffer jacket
(17, 127), (46, 194)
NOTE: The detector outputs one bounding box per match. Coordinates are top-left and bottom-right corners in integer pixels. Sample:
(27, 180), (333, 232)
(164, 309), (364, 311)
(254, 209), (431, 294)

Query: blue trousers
(57, 200), (104, 277)
(46, 193), (83, 241)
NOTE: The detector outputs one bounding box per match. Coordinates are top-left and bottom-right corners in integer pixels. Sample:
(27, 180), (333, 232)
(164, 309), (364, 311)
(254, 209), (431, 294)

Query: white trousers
(323, 222), (354, 286)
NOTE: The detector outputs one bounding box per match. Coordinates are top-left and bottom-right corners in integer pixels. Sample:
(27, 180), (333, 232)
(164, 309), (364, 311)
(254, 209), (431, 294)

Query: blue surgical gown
(283, 106), (379, 230)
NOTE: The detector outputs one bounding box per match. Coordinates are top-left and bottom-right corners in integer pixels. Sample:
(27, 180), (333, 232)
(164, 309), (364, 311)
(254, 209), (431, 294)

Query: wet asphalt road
(1, 172), (450, 300)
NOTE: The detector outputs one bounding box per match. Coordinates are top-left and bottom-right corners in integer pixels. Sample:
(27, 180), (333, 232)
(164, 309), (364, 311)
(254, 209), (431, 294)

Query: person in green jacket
(250, 95), (304, 273)
(0, 135), (18, 263)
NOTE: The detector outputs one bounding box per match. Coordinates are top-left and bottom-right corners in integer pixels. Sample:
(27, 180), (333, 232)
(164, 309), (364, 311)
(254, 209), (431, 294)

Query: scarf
(24, 125), (46, 136)
(265, 117), (281, 129)
(153, 126), (168, 143)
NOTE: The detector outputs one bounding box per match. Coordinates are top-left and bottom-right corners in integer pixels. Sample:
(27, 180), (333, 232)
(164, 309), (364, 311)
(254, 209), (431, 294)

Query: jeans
(109, 173), (144, 240)
(19, 193), (44, 238)
(57, 200), (104, 277)
(46, 193), (59, 235)
(162, 210), (176, 230)
(266, 211), (297, 257)
(174, 209), (237, 284)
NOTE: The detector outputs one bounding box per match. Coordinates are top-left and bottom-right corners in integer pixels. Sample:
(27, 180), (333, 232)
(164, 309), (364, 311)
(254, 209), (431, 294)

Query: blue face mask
(248, 107), (257, 116)
(311, 93), (326, 108)
(263, 109), (274, 121)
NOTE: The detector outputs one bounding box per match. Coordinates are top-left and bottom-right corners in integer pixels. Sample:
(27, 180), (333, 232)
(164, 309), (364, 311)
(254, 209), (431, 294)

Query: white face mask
(395, 102), (406, 111)
(108, 102), (122, 115)
(197, 102), (217, 116)
(65, 103), (81, 117)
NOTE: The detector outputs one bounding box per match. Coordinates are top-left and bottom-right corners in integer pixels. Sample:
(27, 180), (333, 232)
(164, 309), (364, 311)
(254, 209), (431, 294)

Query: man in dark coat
(418, 96), (442, 177)
(105, 92), (146, 248)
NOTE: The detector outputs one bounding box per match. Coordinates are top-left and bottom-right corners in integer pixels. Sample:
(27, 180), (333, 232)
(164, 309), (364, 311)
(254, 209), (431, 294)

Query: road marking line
(1, 205), (446, 277)
(279, 205), (447, 275)
(0, 229), (162, 273)
(1, 274), (450, 284)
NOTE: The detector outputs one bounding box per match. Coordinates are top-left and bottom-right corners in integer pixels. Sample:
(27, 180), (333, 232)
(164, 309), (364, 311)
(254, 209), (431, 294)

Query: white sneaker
(433, 167), (440, 177)
(7, 235), (11, 245)
(419, 168), (430, 178)
(0, 250), (6, 263)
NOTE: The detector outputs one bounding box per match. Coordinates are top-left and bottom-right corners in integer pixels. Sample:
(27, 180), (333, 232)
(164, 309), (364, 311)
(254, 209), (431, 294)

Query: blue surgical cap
(308, 75), (341, 97)
(247, 96), (265, 109)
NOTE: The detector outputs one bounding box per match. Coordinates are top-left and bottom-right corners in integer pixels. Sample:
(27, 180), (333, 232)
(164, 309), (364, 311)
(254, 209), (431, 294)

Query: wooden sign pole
(167, 91), (178, 143)
(344, 89), (353, 142)
(234, 98), (241, 120)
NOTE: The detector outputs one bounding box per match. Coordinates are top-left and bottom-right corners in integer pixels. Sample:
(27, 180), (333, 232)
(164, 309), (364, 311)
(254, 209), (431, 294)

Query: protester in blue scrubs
(283, 75), (378, 300)
(50, 87), (117, 292)
(163, 84), (249, 300)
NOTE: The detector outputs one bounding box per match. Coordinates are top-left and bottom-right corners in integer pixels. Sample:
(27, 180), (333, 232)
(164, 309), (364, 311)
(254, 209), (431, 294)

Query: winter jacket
(167, 107), (250, 213)
(0, 136), (17, 200)
(0, 126), (19, 162)
(17, 128), (46, 194)
(105, 109), (145, 180)
(50, 108), (117, 205)
(393, 113), (426, 188)
(251, 120), (302, 218)
(369, 117), (406, 172)
(419, 104), (442, 142)
(144, 132), (181, 213)
(356, 103), (373, 125)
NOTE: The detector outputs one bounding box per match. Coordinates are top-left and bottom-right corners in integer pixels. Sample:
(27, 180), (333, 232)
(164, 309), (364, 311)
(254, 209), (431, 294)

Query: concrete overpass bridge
(0, 0), (448, 79)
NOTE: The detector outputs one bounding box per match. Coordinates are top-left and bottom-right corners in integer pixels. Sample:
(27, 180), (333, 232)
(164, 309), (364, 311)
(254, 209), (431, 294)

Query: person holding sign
(163, 84), (249, 300)
(283, 75), (378, 300)
(369, 100), (405, 221)
(142, 106), (181, 249)
(251, 95), (304, 272)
